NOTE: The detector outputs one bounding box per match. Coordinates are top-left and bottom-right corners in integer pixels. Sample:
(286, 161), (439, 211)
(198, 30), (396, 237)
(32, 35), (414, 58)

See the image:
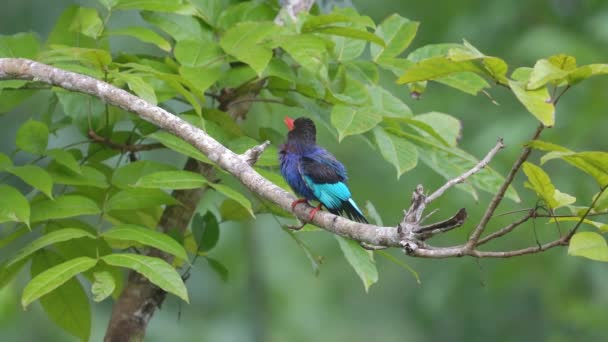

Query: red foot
(308, 203), (323, 221)
(291, 198), (309, 210)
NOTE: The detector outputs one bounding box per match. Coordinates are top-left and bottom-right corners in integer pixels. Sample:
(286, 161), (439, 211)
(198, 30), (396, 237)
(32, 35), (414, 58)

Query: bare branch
(466, 124), (544, 249)
(414, 208), (468, 240)
(471, 237), (568, 258)
(0, 59), (404, 245)
(476, 210), (535, 246)
(426, 138), (505, 204)
(0, 58), (588, 263)
(242, 140), (271, 166)
(88, 129), (164, 152)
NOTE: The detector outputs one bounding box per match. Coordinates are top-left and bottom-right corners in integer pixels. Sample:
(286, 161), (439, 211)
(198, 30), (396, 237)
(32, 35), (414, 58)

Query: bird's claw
(291, 198), (309, 210)
(308, 204), (323, 221)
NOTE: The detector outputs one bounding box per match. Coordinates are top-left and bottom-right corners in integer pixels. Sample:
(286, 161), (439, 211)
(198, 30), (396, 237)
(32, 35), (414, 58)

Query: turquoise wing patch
(304, 176), (351, 210)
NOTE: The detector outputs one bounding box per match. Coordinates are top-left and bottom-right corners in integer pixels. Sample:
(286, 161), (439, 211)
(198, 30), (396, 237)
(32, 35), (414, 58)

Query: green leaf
(397, 57), (483, 84)
(508, 80), (555, 126)
(331, 26), (367, 62)
(48, 163), (108, 189)
(112, 160), (177, 189)
(220, 21), (280, 75)
(435, 72), (490, 95)
(373, 127), (418, 179)
(413, 112), (461, 147)
(301, 8), (375, 31)
(331, 104), (382, 141)
(46, 149), (81, 174)
(205, 257), (229, 282)
(568, 232), (608, 262)
(527, 58), (570, 90)
(179, 65), (223, 97)
(219, 199), (252, 221)
(97, 0), (118, 11)
(335, 236), (378, 292)
(47, 6), (100, 48)
(30, 251), (92, 342)
(108, 27), (171, 51)
(273, 34), (328, 76)
(209, 183), (254, 217)
(285, 230), (321, 276)
(0, 185), (30, 225)
(30, 195), (101, 223)
(6, 165), (54, 199)
(102, 253), (189, 302)
(522, 162), (570, 209)
(369, 85), (412, 118)
(190, 0), (226, 27)
(149, 131), (211, 163)
(102, 224), (188, 261)
(69, 7), (104, 39)
(141, 11), (211, 42)
(563, 152), (608, 187)
(0, 257), (29, 289)
(191, 212), (219, 252)
(91, 271), (115, 302)
(133, 170), (207, 190)
(22, 256), (97, 308)
(105, 188), (179, 211)
(114, 0), (190, 12)
(0, 152), (12, 170)
(16, 120), (48, 155)
(0, 32), (40, 58)
(0, 89), (36, 112)
(542, 151), (608, 187)
(314, 26), (384, 47)
(174, 39), (224, 67)
(56, 91), (108, 134)
(8, 228), (96, 267)
(364, 201), (383, 226)
(113, 73), (157, 105)
(552, 217), (607, 232)
(371, 14), (419, 61)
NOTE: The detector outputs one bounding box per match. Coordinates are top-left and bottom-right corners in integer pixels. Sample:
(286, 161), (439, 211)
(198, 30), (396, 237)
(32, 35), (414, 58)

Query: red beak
(284, 116), (295, 131)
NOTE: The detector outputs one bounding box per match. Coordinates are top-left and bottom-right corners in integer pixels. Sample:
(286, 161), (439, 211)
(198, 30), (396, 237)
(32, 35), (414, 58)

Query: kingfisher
(279, 116), (368, 223)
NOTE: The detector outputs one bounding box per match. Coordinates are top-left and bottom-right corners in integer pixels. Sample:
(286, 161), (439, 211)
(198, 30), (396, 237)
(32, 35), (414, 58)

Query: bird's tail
(332, 198), (368, 223)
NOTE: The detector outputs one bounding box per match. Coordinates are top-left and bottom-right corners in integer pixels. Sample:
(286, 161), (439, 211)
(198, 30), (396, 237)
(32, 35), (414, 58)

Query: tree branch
(466, 124), (544, 249)
(425, 138), (504, 204)
(0, 58), (584, 262)
(88, 129), (164, 152)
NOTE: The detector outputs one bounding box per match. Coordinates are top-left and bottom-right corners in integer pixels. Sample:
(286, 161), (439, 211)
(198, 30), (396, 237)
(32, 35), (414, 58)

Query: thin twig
(565, 184), (608, 240)
(426, 138), (505, 204)
(227, 98), (285, 107)
(88, 129), (164, 152)
(242, 140), (271, 166)
(466, 124), (544, 249)
(476, 210), (535, 246)
(471, 238), (567, 258)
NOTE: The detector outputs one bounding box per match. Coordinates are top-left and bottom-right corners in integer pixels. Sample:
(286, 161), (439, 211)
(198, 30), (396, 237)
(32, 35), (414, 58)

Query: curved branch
(0, 58), (579, 260)
(466, 124), (544, 249)
(0, 58), (404, 246)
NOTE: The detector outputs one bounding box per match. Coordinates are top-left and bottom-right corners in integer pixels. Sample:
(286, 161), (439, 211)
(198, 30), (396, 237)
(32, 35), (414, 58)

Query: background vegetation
(1, 0), (608, 341)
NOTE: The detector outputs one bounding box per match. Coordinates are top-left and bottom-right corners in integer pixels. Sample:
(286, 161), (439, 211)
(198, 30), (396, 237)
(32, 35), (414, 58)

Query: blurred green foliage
(1, 0), (608, 341)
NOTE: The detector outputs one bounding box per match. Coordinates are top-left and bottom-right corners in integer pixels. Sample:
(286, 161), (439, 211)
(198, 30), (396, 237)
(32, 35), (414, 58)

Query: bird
(279, 116), (368, 223)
